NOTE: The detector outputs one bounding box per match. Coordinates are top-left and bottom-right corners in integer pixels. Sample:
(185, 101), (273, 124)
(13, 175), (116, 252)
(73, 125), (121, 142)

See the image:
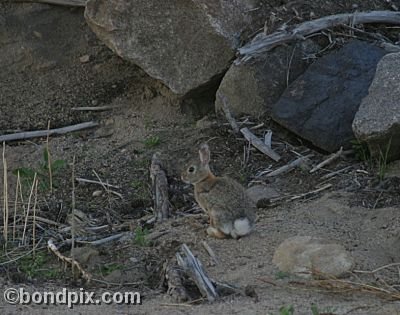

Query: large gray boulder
(271, 41), (386, 152)
(273, 236), (354, 279)
(85, 0), (269, 95)
(352, 52), (400, 161)
(215, 41), (319, 116)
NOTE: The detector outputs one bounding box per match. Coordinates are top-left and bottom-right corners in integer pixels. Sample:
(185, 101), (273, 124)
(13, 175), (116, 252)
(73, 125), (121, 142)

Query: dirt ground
(1, 1), (400, 314)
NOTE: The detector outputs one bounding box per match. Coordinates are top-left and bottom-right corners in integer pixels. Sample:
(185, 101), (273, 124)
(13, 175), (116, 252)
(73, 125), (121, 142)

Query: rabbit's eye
(188, 166), (196, 173)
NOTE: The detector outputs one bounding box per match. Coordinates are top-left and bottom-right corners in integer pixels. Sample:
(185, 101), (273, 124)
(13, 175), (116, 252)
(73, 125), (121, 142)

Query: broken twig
(241, 128), (281, 162)
(10, 0), (86, 7)
(0, 121), (98, 142)
(201, 241), (219, 265)
(71, 106), (116, 112)
(266, 154), (313, 177)
(75, 177), (120, 189)
(291, 183), (332, 201)
(310, 147), (343, 173)
(47, 239), (91, 281)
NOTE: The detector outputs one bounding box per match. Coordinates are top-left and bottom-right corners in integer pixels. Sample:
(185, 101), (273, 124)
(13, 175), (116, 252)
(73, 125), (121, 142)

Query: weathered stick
(266, 154), (313, 177)
(291, 183), (332, 201)
(76, 232), (126, 246)
(238, 11), (400, 63)
(241, 127), (281, 162)
(0, 121), (98, 142)
(310, 147), (343, 173)
(166, 261), (190, 302)
(71, 106), (115, 111)
(176, 244), (218, 302)
(321, 165), (352, 179)
(10, 0), (86, 7)
(75, 177), (120, 189)
(201, 241), (219, 265)
(47, 239), (91, 281)
(150, 153), (170, 221)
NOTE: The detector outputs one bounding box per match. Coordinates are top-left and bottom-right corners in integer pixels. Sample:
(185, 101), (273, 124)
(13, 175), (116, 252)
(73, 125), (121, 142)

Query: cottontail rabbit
(181, 143), (256, 239)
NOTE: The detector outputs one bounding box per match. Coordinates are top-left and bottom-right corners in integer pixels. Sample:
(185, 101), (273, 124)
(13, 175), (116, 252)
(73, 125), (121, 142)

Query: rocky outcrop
(85, 0), (269, 95)
(352, 52), (400, 161)
(215, 41), (319, 116)
(271, 41), (386, 152)
(273, 236), (354, 279)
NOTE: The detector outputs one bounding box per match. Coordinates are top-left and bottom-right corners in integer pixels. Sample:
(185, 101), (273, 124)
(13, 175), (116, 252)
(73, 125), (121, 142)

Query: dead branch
(176, 244), (218, 302)
(75, 177), (120, 189)
(9, 0), (86, 7)
(241, 127), (281, 162)
(310, 147), (343, 173)
(47, 239), (91, 282)
(291, 183), (332, 201)
(321, 165), (352, 179)
(166, 261), (191, 302)
(201, 241), (219, 265)
(75, 232), (127, 246)
(266, 154), (314, 177)
(0, 121), (98, 142)
(150, 153), (170, 221)
(238, 11), (400, 63)
(71, 106), (116, 111)
(217, 92), (240, 134)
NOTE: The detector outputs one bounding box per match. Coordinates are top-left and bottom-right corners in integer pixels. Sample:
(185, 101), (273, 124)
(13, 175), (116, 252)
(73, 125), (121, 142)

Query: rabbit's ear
(199, 143), (210, 165)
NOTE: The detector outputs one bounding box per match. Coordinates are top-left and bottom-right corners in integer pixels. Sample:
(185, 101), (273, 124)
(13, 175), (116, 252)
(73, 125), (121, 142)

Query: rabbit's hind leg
(207, 226), (227, 239)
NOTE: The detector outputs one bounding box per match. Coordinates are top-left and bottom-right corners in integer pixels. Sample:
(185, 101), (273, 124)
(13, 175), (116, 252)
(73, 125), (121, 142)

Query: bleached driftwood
(238, 11), (400, 63)
(241, 127), (281, 162)
(176, 244), (218, 302)
(266, 154), (313, 177)
(310, 147), (343, 173)
(0, 121), (98, 142)
(10, 0), (86, 7)
(150, 153), (170, 221)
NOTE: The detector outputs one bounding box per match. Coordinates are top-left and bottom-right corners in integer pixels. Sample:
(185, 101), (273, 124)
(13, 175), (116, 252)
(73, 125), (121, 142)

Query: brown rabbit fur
(181, 143), (256, 239)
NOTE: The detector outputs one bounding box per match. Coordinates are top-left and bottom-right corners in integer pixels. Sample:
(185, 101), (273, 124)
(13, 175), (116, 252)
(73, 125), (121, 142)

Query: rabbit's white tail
(232, 218), (253, 238)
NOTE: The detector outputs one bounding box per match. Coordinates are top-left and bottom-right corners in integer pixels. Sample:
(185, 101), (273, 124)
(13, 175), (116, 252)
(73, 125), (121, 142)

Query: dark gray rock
(215, 41), (319, 116)
(353, 52), (400, 161)
(85, 0), (270, 95)
(272, 41), (386, 152)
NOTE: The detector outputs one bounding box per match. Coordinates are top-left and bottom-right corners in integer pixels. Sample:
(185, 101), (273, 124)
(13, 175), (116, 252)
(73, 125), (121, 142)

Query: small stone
(91, 99), (98, 106)
(92, 190), (103, 197)
(80, 54), (90, 63)
(273, 236), (354, 279)
(33, 31), (42, 39)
